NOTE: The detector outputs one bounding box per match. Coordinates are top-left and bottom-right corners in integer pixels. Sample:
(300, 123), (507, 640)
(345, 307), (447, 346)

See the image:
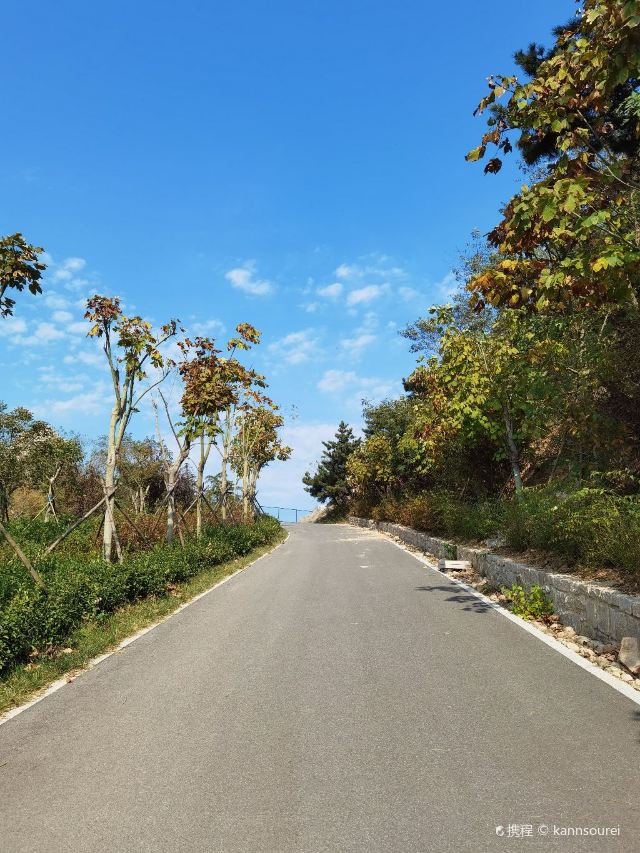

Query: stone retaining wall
(349, 516), (640, 643)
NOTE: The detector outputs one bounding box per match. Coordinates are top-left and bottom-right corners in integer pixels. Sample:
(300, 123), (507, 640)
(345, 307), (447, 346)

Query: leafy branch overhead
(466, 0), (640, 310)
(0, 234), (46, 317)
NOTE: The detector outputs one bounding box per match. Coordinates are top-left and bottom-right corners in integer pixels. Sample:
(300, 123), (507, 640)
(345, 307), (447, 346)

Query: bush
(500, 584), (554, 621)
(363, 492), (499, 541)
(356, 482), (640, 580)
(500, 485), (640, 575)
(0, 516), (282, 674)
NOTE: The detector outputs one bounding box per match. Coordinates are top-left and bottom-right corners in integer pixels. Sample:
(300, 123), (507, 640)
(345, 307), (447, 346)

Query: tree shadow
(415, 583), (494, 614)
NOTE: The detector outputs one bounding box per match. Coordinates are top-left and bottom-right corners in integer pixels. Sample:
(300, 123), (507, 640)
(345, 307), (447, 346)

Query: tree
(0, 233), (45, 317)
(178, 325), (265, 528)
(34, 432), (83, 521)
(113, 436), (165, 514)
(467, 0), (640, 310)
(85, 295), (178, 560)
(154, 392), (192, 546)
(0, 406), (81, 521)
(231, 405), (291, 520)
(303, 422), (360, 508)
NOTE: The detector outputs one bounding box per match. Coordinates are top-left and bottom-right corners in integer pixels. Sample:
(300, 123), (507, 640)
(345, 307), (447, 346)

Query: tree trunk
(166, 440), (190, 545)
(44, 465), (61, 522)
(103, 444), (117, 561)
(502, 402), (523, 496)
(196, 435), (206, 538)
(242, 457), (249, 521)
(166, 467), (177, 545)
(0, 484), (9, 523)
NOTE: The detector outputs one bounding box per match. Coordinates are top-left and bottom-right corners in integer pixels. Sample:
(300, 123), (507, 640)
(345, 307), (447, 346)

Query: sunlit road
(1, 524), (638, 852)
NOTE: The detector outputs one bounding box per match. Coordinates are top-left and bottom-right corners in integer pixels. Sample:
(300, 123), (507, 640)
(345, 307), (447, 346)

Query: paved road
(1, 524), (639, 852)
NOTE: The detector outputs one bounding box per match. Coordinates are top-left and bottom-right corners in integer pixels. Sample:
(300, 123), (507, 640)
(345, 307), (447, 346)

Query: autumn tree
(231, 405), (291, 520)
(0, 233), (46, 317)
(85, 295), (178, 560)
(467, 0), (640, 310)
(178, 325), (265, 531)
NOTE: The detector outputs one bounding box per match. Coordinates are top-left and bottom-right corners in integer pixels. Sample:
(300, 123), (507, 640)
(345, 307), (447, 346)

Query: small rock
(575, 635), (590, 646)
(606, 666), (625, 678)
(596, 655), (611, 668)
(618, 637), (640, 676)
(601, 643), (618, 654)
(564, 641), (581, 653)
(563, 626), (577, 637)
(590, 641), (605, 654)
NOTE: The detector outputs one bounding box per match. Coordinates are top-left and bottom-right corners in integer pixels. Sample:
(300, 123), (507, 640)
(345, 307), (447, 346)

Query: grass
(0, 529), (287, 717)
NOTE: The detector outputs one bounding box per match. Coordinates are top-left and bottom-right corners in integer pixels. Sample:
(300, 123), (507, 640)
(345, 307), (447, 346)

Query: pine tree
(303, 421), (360, 509)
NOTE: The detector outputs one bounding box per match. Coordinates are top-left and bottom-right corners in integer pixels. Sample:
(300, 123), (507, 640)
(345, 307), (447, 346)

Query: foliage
(0, 516), (281, 673)
(500, 583), (554, 621)
(0, 404), (82, 522)
(500, 484), (640, 573)
(0, 233), (46, 317)
(303, 421), (361, 508)
(85, 295), (180, 559)
(467, 1), (640, 310)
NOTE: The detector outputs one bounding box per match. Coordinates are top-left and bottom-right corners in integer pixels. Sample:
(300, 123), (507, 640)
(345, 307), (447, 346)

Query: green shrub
(0, 516), (282, 674)
(500, 584), (554, 621)
(500, 485), (640, 575)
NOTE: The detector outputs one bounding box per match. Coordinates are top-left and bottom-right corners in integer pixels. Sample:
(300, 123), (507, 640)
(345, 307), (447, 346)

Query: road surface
(1, 524), (639, 852)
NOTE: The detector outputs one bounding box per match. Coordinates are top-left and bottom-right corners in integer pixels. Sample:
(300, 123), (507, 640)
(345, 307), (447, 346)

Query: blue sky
(2, 0), (566, 510)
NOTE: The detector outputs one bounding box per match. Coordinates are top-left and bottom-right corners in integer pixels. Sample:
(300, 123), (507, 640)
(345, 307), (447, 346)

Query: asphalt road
(1, 524), (639, 853)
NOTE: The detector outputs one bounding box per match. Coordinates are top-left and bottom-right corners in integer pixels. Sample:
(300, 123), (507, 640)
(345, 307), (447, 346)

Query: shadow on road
(415, 583), (494, 614)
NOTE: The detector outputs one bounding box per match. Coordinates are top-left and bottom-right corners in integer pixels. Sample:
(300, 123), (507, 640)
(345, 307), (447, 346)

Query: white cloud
(44, 292), (71, 310)
(268, 329), (320, 365)
(52, 310), (73, 323)
(335, 264), (358, 280)
(335, 256), (407, 283)
(317, 369), (357, 393)
(67, 321), (91, 335)
(346, 284), (388, 306)
(191, 318), (226, 336)
(318, 282), (343, 299)
(45, 386), (109, 417)
(63, 350), (103, 367)
(12, 322), (66, 346)
(0, 317), (27, 338)
(317, 368), (394, 403)
(398, 286), (421, 302)
(225, 260), (273, 296)
(340, 333), (376, 354)
(52, 257), (86, 282)
(435, 271), (458, 299)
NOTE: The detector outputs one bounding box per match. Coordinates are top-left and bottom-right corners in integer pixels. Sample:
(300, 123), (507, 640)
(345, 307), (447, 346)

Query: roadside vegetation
(305, 3), (640, 585)
(0, 517), (284, 715)
(0, 236), (291, 707)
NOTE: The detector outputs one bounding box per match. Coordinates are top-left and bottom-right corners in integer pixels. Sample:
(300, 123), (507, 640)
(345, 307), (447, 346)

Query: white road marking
(0, 534), (289, 727)
(375, 528), (640, 708)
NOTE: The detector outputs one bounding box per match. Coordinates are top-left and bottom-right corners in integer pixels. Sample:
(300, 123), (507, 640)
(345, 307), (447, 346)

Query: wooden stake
(0, 520), (47, 590)
(45, 488), (116, 555)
